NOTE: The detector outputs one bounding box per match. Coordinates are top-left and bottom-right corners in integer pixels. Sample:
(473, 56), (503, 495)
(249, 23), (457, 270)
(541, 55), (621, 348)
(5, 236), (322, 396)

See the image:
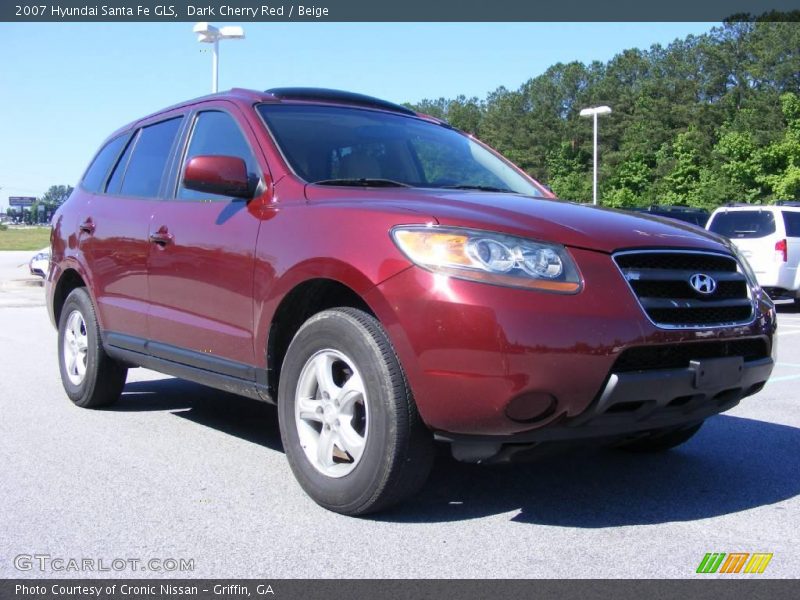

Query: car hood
(305, 187), (731, 254)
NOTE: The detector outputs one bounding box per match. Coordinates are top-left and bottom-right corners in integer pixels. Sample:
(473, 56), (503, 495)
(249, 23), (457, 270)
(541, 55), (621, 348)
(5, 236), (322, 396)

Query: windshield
(257, 104), (546, 197)
(708, 210), (776, 239)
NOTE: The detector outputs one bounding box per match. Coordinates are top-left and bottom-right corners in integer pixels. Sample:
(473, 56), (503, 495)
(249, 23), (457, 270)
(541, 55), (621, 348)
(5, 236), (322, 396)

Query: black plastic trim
(103, 332), (273, 403)
(265, 87), (417, 116)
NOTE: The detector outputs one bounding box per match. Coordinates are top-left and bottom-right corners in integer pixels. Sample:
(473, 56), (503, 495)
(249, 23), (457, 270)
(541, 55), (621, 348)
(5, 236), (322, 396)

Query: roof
(102, 87), (431, 144)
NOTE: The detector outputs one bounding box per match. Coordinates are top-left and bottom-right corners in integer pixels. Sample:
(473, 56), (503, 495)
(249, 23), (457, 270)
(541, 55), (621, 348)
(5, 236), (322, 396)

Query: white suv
(707, 203), (800, 304)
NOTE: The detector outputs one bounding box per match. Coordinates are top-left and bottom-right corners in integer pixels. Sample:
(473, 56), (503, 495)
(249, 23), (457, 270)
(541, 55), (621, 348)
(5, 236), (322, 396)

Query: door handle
(149, 228), (174, 246)
(79, 218), (95, 234)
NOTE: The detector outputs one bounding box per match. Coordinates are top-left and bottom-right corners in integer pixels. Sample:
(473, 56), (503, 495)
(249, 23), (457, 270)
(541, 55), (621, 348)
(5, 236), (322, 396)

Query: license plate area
(690, 357), (744, 390)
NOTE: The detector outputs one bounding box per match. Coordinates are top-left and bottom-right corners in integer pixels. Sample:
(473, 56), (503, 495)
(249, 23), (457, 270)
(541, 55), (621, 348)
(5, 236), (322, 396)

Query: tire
(57, 287), (127, 408)
(616, 422), (704, 453)
(277, 308), (434, 515)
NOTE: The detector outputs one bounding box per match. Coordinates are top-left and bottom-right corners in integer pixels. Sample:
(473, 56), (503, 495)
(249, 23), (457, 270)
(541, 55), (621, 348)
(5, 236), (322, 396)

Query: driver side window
(179, 110), (258, 200)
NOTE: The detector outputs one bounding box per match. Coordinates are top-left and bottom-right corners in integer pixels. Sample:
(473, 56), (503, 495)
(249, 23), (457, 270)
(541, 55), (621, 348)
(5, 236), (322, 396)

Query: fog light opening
(505, 391), (557, 423)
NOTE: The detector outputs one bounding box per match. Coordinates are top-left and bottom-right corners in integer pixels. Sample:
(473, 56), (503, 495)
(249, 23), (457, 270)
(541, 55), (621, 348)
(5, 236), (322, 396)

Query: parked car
(628, 205), (709, 227)
(28, 247), (50, 278)
(706, 203), (800, 304)
(47, 88), (776, 515)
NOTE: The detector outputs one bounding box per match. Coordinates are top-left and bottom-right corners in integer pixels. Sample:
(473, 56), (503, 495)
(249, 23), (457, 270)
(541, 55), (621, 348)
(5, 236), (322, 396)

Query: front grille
(614, 338), (769, 372)
(614, 250), (754, 328)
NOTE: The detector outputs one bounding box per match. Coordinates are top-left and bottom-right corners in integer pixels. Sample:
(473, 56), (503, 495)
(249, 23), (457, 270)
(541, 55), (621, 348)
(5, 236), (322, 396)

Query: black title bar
(2, 579), (799, 600)
(3, 0), (800, 22)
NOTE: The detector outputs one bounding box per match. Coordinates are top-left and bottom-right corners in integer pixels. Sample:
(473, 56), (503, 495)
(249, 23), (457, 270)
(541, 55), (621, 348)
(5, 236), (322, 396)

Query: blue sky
(0, 22), (715, 208)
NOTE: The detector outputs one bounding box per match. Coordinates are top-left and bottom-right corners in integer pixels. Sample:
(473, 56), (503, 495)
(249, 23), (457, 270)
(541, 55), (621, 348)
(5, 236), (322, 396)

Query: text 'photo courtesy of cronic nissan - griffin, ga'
(46, 87), (776, 515)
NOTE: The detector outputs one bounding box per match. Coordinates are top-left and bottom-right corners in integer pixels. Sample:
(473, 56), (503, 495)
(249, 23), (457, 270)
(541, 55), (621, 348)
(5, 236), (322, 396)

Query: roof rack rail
(265, 87), (416, 116)
(723, 202), (758, 207)
(775, 200), (800, 207)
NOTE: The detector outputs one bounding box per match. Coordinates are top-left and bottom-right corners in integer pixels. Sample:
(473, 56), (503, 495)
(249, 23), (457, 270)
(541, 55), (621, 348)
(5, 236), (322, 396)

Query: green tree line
(406, 17), (800, 209)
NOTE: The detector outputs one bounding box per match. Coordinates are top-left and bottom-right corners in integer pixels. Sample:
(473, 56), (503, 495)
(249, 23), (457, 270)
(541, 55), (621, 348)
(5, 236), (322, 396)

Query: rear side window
(708, 211), (776, 239)
(782, 211), (800, 237)
(81, 135), (127, 193)
(105, 134), (137, 194)
(119, 117), (183, 198)
(178, 111), (257, 200)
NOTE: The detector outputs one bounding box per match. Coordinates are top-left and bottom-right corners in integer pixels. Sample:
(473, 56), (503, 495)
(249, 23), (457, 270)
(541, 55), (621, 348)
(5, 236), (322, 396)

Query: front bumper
(368, 246), (776, 438)
(436, 356), (773, 455)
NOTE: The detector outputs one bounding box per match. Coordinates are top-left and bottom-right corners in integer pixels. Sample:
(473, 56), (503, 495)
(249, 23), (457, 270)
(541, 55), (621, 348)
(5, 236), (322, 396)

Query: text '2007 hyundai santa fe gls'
(47, 88), (776, 515)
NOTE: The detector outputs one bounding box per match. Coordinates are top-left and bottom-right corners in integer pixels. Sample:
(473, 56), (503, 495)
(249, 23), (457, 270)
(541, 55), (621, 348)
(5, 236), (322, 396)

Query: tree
(40, 185), (74, 208)
(405, 18), (800, 209)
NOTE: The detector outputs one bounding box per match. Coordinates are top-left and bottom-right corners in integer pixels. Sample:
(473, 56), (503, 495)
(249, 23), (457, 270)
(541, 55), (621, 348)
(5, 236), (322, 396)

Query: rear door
(146, 104), (265, 369)
(79, 116), (184, 340)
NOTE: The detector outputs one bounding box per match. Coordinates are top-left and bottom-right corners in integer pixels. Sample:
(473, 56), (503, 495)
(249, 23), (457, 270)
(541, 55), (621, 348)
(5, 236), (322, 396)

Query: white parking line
(767, 373), (800, 384)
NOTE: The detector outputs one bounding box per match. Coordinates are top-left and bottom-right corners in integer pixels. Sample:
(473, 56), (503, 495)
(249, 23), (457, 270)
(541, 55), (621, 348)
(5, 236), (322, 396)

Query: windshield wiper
(438, 184), (515, 193)
(311, 178), (411, 188)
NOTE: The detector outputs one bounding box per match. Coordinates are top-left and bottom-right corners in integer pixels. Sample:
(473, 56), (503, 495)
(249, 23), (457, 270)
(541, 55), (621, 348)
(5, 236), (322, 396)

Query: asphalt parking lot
(0, 250), (797, 579)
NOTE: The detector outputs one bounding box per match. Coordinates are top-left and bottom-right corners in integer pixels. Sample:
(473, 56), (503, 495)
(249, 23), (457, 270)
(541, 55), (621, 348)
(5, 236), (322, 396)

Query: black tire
(57, 287), (127, 408)
(277, 308), (434, 516)
(616, 422), (704, 453)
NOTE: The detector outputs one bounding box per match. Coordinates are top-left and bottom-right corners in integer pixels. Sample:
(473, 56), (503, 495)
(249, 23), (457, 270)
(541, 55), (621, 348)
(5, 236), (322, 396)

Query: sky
(0, 22), (716, 209)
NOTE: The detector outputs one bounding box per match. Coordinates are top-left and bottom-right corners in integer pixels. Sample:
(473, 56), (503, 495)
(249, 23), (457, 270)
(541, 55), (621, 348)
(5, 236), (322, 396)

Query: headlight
(391, 225), (582, 293)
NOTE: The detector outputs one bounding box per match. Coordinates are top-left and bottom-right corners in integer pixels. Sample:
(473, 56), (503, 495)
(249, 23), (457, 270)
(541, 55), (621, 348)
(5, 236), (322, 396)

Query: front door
(146, 107), (264, 369)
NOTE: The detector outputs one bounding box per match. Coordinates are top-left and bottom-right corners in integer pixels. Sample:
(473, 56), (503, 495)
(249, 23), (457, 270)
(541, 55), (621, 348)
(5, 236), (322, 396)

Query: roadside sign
(9, 196), (35, 207)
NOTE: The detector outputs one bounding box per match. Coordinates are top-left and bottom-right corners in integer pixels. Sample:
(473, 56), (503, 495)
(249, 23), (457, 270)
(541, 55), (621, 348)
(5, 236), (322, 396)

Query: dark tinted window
(782, 211), (800, 237)
(708, 211), (776, 239)
(119, 117), (183, 198)
(179, 111), (257, 200)
(82, 135), (127, 192)
(105, 133), (137, 194)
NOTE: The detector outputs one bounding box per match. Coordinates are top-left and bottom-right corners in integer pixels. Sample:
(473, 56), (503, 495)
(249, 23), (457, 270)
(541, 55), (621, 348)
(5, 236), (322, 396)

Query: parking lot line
(766, 373), (800, 384)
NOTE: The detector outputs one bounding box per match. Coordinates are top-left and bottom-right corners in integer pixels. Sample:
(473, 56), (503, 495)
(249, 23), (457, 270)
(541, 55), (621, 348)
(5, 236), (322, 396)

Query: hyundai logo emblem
(689, 273), (717, 295)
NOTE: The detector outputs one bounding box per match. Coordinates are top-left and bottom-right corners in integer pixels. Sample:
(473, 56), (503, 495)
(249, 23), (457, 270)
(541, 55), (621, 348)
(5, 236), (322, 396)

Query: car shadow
(776, 300), (799, 314)
(117, 378), (282, 453)
(380, 415), (800, 526)
(115, 377), (799, 527)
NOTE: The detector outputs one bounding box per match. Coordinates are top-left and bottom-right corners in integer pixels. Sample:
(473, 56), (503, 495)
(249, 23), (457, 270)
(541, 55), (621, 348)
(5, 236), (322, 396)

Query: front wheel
(277, 308), (434, 515)
(57, 287), (127, 408)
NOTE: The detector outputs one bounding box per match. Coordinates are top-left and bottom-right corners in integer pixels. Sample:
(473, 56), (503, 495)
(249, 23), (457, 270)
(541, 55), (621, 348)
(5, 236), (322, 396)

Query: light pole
(579, 105), (612, 205)
(193, 22), (245, 93)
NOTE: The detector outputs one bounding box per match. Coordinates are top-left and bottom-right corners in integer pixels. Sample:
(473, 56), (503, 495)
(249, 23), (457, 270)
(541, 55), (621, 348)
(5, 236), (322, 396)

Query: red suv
(48, 88), (776, 515)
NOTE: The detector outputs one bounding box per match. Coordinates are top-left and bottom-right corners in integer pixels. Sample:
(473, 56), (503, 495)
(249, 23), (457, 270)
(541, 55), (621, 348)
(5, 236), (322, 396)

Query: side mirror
(183, 155), (253, 199)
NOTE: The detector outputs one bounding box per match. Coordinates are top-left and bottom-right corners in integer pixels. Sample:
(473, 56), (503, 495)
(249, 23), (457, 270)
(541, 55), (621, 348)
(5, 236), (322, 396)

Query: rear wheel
(616, 422), (704, 453)
(278, 308), (434, 515)
(57, 287), (127, 408)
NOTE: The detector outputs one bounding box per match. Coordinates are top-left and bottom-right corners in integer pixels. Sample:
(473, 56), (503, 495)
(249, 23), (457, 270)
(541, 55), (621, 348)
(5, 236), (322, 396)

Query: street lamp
(193, 22), (245, 93)
(579, 105), (612, 205)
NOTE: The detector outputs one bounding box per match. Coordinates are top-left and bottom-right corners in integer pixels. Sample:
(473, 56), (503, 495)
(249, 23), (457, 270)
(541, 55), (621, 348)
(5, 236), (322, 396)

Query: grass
(0, 227), (51, 251)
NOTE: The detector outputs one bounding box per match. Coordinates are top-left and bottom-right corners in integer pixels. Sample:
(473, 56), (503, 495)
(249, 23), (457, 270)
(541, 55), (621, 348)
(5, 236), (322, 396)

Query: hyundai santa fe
(47, 88), (776, 515)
